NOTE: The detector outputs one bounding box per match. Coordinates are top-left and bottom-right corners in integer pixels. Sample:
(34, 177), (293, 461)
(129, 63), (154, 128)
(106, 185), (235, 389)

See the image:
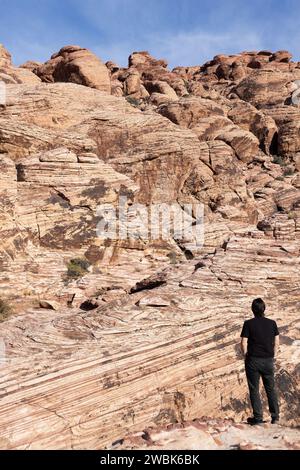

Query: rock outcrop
(115, 418), (300, 450)
(34, 45), (111, 93)
(0, 44), (40, 85)
(0, 44), (299, 449)
(0, 224), (299, 449)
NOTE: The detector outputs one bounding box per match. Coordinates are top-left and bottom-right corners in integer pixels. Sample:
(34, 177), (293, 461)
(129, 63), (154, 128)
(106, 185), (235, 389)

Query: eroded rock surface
(0, 45), (299, 449)
(34, 45), (111, 93)
(114, 417), (300, 450)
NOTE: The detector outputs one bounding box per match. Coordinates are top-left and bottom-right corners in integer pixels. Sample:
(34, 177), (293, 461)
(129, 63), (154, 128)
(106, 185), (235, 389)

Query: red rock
(0, 44), (12, 66)
(0, 45), (299, 450)
(35, 45), (111, 93)
(270, 50), (292, 63)
(129, 51), (168, 68)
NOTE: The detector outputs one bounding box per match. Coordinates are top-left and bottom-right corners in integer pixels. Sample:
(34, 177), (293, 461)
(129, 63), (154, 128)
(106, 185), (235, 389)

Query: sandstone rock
(124, 69), (141, 96)
(110, 78), (124, 97)
(105, 61), (120, 73)
(270, 50), (292, 63)
(150, 92), (176, 105)
(0, 226), (299, 448)
(0, 44), (11, 67)
(129, 51), (168, 68)
(231, 61), (247, 81)
(0, 45), (41, 84)
(144, 80), (178, 100)
(39, 300), (60, 310)
(0, 64), (41, 85)
(19, 60), (42, 71)
(38, 147), (78, 162)
(35, 45), (111, 93)
(0, 46), (299, 451)
(117, 417), (300, 450)
(158, 97), (261, 163)
(228, 101), (278, 154)
(0, 82), (216, 305)
(234, 69), (300, 109)
(77, 152), (99, 163)
(123, 51), (187, 100)
(159, 96), (225, 127)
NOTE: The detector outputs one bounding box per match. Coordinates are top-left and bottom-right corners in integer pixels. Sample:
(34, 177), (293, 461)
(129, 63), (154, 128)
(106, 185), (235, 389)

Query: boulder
(35, 45), (111, 93)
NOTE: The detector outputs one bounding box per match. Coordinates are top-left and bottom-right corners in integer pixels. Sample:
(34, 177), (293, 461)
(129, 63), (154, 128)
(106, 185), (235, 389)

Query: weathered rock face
(109, 50), (188, 101)
(0, 224), (299, 449)
(116, 418), (300, 450)
(0, 82), (212, 306)
(159, 97), (261, 163)
(234, 69), (300, 109)
(129, 51), (168, 69)
(0, 44), (40, 84)
(0, 44), (11, 67)
(0, 45), (299, 449)
(34, 45), (111, 93)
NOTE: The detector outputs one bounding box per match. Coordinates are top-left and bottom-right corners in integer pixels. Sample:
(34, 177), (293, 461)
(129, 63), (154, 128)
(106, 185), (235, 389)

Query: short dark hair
(252, 298), (266, 317)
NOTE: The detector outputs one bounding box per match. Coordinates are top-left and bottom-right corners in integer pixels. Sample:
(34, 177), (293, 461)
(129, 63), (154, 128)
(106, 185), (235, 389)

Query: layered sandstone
(0, 45), (299, 449)
(0, 224), (299, 449)
(115, 418), (300, 450)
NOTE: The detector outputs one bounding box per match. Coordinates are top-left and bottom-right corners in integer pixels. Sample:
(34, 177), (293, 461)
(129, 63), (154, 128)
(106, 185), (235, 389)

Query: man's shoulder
(264, 317), (277, 325)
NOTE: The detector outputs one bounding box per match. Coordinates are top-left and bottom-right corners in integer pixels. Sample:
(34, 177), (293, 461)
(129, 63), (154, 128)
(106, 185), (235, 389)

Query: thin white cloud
(149, 30), (264, 68)
(2, 0), (300, 68)
(94, 29), (264, 68)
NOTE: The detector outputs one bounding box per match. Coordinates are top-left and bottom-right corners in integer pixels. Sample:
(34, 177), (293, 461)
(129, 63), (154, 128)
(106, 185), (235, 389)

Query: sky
(0, 0), (299, 69)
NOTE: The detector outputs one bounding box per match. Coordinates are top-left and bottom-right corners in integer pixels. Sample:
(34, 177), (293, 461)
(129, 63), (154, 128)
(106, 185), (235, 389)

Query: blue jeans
(245, 356), (279, 420)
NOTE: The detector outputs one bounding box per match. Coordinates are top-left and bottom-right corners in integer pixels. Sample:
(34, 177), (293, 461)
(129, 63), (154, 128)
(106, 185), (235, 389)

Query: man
(240, 298), (280, 425)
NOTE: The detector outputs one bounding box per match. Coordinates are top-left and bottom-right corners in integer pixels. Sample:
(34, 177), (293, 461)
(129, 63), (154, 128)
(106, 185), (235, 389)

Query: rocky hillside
(0, 44), (299, 449)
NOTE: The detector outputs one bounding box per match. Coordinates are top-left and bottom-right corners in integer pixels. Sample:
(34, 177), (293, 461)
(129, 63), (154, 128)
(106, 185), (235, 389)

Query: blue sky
(0, 0), (299, 69)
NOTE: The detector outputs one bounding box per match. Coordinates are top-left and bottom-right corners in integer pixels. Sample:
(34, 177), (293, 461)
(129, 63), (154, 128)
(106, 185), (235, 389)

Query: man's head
(252, 298), (266, 317)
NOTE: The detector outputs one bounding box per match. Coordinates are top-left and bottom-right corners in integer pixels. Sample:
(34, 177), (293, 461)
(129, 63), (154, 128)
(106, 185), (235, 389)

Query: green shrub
(126, 96), (141, 108)
(0, 298), (12, 322)
(67, 258), (90, 279)
(272, 155), (285, 166)
(283, 166), (295, 176)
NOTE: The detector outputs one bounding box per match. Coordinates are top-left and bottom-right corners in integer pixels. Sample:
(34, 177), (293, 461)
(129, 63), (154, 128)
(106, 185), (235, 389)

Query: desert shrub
(0, 298), (12, 322)
(288, 211), (297, 220)
(183, 79), (192, 93)
(167, 251), (178, 264)
(126, 96), (141, 108)
(283, 166), (295, 176)
(272, 155), (285, 166)
(67, 257), (90, 279)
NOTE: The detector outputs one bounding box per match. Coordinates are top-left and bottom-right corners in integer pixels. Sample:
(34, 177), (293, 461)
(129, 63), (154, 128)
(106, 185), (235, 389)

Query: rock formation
(34, 45), (111, 93)
(0, 45), (299, 449)
(0, 44), (41, 84)
(114, 417), (300, 450)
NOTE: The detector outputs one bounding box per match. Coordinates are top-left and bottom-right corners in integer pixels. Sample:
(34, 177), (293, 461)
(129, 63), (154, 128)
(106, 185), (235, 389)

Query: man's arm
(240, 337), (248, 357)
(240, 321), (249, 358)
(274, 321), (280, 358)
(274, 335), (280, 358)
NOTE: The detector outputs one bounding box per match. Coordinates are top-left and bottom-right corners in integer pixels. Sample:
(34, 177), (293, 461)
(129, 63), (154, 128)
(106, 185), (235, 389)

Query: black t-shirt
(240, 317), (279, 358)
